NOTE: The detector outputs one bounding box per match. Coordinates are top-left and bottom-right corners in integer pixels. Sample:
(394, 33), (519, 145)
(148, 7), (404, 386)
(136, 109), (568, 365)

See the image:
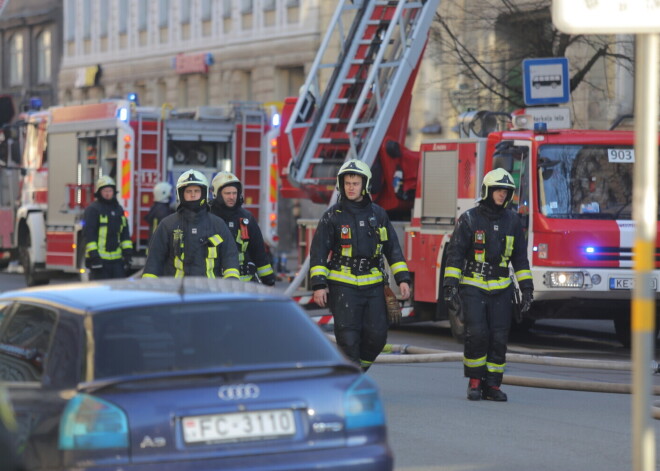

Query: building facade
(0, 0), (63, 113)
(58, 0), (323, 108)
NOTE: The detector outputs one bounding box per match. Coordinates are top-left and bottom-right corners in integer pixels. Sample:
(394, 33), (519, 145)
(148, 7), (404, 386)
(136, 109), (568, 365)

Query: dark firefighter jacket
(144, 201), (174, 241)
(210, 201), (275, 285)
(443, 203), (533, 292)
(83, 197), (133, 261)
(310, 198), (410, 290)
(142, 206), (240, 279)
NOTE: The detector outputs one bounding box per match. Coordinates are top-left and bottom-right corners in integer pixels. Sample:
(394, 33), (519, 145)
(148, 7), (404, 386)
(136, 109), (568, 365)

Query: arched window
(9, 34), (24, 86)
(37, 30), (52, 83)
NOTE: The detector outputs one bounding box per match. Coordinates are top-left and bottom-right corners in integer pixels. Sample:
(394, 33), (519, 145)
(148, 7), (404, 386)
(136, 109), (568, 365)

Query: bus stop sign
(522, 57), (570, 106)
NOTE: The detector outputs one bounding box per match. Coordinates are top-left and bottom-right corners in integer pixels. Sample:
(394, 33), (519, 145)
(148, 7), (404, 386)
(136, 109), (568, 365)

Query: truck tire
(19, 242), (48, 287)
(613, 315), (660, 348)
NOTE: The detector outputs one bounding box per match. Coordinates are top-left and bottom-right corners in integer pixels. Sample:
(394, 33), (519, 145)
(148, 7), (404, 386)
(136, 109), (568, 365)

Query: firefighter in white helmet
(210, 171), (276, 285)
(310, 159), (411, 371)
(443, 168), (534, 401)
(83, 175), (134, 279)
(142, 169), (240, 279)
(144, 181), (174, 245)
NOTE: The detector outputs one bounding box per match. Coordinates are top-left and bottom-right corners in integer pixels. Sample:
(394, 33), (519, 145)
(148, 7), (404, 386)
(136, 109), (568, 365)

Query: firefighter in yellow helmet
(210, 171), (276, 285)
(443, 168), (534, 401)
(83, 175), (134, 279)
(310, 159), (411, 371)
(142, 169), (240, 279)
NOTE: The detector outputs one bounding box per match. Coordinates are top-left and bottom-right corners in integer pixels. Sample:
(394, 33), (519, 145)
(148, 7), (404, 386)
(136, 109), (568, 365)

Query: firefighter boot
(467, 378), (481, 401)
(482, 385), (508, 402)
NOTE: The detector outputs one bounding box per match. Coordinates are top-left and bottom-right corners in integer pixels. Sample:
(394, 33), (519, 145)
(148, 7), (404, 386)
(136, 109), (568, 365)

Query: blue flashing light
(534, 122), (548, 133)
(585, 246), (595, 254)
(271, 112), (281, 127)
(29, 97), (43, 110)
(127, 92), (139, 105)
(116, 107), (129, 122)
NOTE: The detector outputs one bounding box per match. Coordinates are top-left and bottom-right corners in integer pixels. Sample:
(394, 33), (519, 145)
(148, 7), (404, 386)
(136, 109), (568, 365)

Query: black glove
(443, 285), (460, 308)
(520, 288), (534, 313)
(86, 255), (103, 270)
(261, 274), (276, 286)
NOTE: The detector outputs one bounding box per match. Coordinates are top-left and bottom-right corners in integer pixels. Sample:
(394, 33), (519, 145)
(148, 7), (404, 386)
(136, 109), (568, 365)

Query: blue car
(0, 277), (392, 470)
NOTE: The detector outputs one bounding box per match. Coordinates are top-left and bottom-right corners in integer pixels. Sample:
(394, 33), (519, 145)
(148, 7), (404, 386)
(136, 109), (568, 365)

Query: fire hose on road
(377, 343), (660, 419)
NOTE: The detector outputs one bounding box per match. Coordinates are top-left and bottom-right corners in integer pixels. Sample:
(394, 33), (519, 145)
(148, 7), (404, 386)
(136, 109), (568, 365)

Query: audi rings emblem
(218, 383), (260, 400)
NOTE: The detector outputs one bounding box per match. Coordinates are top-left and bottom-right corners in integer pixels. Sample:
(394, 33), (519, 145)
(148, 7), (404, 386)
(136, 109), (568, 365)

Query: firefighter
(142, 169), (240, 279)
(144, 181), (174, 244)
(209, 171), (276, 285)
(83, 175), (134, 280)
(442, 168), (534, 402)
(310, 159), (411, 371)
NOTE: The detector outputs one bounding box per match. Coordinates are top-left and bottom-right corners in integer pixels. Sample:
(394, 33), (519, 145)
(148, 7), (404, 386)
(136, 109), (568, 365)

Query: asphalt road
(1, 270), (659, 470)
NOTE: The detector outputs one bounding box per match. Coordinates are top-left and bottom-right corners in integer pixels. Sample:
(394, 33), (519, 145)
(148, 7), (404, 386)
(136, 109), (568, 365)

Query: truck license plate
(182, 409), (295, 443)
(609, 277), (657, 290)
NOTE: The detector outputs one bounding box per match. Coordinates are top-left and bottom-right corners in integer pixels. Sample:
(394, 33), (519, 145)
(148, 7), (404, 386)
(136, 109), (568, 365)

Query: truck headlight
(545, 271), (585, 288)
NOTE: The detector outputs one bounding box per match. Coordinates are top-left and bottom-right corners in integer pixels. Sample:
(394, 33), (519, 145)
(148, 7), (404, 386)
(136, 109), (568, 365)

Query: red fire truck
(11, 98), (278, 286)
(276, 0), (659, 345)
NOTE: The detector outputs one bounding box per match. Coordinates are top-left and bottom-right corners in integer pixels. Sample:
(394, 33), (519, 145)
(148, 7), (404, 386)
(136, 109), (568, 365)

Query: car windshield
(537, 144), (639, 220)
(92, 300), (339, 378)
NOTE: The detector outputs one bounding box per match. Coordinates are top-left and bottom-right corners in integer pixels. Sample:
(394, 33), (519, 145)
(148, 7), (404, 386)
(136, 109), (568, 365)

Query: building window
(119, 0), (129, 34)
(83, 0), (92, 39)
(241, 0), (253, 14)
(201, 0), (212, 21)
(180, 0), (191, 24)
(65, 0), (76, 41)
(159, 0), (170, 27)
(222, 0), (232, 19)
(263, 0), (276, 11)
(100, 0), (109, 37)
(37, 30), (52, 83)
(286, 0), (300, 6)
(9, 34), (24, 86)
(138, 0), (148, 31)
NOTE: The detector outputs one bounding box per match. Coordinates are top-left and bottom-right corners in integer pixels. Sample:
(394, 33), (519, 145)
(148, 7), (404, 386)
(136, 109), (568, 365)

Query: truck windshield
(537, 145), (638, 220)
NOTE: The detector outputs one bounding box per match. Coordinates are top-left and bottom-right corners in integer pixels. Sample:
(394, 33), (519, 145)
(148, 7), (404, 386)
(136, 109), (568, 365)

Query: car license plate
(609, 277), (658, 290)
(182, 409), (295, 443)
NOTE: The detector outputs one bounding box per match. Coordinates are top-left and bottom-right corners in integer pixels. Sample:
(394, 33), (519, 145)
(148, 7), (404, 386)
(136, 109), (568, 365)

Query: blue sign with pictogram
(522, 57), (570, 106)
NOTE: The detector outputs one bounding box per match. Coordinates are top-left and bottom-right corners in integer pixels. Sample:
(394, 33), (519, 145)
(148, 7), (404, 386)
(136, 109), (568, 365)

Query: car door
(0, 301), (75, 469)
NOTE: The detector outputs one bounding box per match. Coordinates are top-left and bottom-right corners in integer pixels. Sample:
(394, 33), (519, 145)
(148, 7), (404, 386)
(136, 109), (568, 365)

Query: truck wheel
(613, 316), (660, 348)
(19, 240), (48, 287)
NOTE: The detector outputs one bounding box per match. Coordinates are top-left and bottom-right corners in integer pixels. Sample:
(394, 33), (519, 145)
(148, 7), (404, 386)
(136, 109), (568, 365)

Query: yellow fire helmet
(175, 169), (208, 203)
(336, 159), (372, 195)
(95, 175), (116, 191)
(211, 171), (242, 198)
(480, 168), (516, 207)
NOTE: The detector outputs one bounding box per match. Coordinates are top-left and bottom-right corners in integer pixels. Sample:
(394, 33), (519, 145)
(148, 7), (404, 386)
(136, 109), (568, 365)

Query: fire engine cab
(404, 110), (660, 345)
(13, 98), (278, 286)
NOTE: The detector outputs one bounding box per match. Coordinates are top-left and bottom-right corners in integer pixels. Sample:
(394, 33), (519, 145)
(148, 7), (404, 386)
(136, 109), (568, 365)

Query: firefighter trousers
(328, 283), (388, 368)
(460, 284), (513, 387)
(91, 259), (126, 280)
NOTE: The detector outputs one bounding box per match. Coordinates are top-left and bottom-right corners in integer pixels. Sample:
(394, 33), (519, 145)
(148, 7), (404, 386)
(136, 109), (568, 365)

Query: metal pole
(631, 33), (659, 471)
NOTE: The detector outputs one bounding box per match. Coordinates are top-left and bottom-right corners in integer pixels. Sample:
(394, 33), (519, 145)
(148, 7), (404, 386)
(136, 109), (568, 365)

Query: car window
(0, 301), (11, 326)
(92, 300), (340, 378)
(0, 303), (57, 382)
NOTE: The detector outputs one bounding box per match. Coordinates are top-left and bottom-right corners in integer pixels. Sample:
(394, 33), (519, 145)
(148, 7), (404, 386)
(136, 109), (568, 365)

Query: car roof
(0, 277), (290, 314)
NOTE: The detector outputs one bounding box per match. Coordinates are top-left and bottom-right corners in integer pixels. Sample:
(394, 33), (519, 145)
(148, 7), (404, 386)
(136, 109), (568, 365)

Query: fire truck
(276, 0), (659, 345)
(12, 98), (278, 286)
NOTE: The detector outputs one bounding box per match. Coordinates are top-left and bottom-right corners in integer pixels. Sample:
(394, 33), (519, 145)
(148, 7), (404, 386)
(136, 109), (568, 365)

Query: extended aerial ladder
(284, 0), (440, 202)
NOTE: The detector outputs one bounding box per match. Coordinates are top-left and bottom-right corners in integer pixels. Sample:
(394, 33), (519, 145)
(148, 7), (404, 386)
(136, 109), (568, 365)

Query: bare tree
(430, 0), (634, 112)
